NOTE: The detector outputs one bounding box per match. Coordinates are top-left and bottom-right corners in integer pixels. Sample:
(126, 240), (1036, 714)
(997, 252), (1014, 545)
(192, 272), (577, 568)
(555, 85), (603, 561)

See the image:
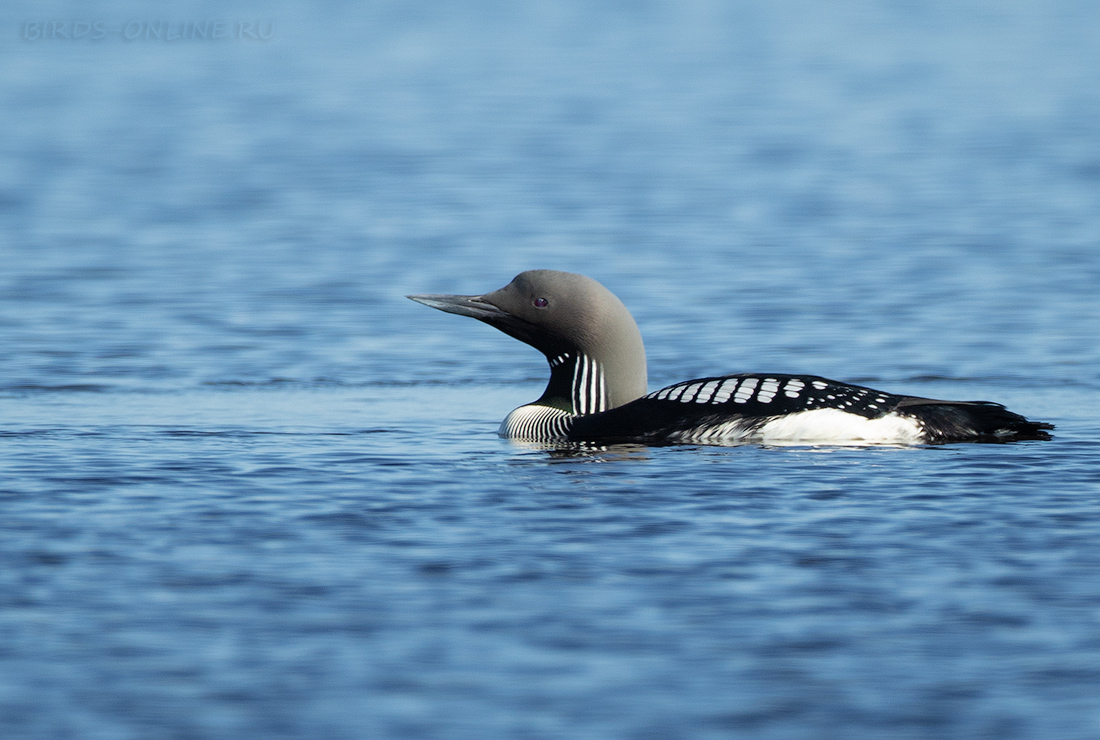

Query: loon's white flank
(670, 408), (925, 446)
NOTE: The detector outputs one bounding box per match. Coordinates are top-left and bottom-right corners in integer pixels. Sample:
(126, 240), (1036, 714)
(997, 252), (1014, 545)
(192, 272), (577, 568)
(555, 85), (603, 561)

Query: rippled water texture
(2, 1), (1099, 738)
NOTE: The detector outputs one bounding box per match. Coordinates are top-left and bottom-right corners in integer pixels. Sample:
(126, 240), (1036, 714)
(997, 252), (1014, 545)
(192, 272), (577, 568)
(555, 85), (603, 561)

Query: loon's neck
(499, 348), (644, 441)
(537, 350), (610, 416)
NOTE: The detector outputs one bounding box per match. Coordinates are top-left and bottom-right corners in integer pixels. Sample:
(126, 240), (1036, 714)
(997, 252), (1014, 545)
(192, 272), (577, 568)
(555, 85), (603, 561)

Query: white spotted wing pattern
(646, 374), (892, 414)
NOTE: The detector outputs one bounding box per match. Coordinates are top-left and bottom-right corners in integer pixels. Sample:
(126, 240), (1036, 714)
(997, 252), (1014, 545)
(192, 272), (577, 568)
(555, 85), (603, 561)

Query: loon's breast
(499, 404), (573, 441)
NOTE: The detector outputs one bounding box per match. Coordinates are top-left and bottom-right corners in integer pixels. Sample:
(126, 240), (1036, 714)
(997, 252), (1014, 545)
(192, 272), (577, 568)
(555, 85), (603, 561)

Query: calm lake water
(2, 1), (1100, 738)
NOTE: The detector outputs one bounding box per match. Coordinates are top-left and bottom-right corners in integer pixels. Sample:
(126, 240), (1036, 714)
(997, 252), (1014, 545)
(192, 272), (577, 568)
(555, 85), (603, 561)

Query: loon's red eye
(533, 297), (549, 308)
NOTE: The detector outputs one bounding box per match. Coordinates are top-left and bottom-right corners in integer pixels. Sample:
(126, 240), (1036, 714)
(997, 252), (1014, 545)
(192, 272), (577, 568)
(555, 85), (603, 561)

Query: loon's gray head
(408, 270), (647, 412)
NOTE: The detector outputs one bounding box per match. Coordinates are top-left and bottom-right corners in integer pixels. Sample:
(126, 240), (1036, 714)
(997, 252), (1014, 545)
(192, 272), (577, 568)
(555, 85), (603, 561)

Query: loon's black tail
(898, 400), (1054, 443)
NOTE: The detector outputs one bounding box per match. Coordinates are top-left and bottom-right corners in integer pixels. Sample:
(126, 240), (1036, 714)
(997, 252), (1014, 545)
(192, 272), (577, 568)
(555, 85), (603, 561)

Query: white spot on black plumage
(783, 380), (804, 398)
(712, 379), (734, 404)
(678, 382), (703, 402)
(733, 378), (755, 403)
(696, 380), (722, 403)
(757, 378), (777, 402)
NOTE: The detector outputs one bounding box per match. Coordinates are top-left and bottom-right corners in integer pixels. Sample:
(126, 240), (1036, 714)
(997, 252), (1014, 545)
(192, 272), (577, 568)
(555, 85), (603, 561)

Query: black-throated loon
(408, 270), (1053, 446)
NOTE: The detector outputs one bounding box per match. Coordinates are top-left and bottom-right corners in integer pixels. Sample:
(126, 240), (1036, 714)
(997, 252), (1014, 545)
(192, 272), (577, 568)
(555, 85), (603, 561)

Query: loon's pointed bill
(409, 270), (1054, 447)
(406, 293), (509, 321)
(408, 290), (555, 350)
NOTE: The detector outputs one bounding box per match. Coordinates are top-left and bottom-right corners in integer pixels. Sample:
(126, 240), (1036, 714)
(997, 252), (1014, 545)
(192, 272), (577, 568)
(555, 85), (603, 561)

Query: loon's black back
(569, 374), (1053, 445)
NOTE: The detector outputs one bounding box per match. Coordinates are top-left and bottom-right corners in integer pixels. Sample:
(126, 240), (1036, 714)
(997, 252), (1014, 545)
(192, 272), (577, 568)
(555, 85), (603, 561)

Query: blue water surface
(2, 1), (1100, 738)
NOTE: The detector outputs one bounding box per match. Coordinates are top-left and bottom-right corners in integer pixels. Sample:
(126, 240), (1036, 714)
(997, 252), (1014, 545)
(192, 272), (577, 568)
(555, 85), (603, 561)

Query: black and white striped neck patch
(572, 352), (608, 416)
